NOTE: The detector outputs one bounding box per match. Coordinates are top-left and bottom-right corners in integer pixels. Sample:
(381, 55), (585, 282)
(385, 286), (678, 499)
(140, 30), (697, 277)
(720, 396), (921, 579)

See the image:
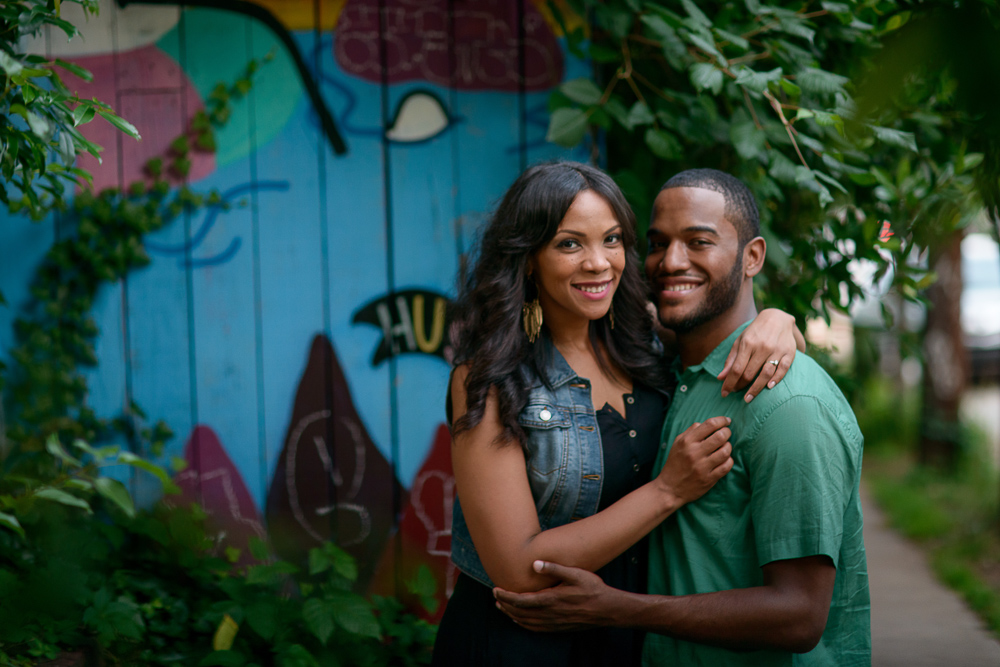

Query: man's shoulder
(740, 352), (861, 443)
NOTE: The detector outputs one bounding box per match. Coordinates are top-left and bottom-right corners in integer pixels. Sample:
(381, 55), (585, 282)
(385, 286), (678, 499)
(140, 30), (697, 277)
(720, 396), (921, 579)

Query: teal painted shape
(157, 8), (302, 169)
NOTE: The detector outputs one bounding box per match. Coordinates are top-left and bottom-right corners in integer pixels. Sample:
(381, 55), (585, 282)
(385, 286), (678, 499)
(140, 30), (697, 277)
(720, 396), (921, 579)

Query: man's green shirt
(644, 322), (871, 666)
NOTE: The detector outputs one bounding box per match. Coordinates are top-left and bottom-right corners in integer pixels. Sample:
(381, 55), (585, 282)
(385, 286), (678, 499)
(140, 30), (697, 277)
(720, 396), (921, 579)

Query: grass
(857, 380), (1000, 637)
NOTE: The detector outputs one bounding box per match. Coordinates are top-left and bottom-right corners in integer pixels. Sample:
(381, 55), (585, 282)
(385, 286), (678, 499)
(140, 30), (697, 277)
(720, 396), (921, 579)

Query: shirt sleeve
(746, 395), (861, 569)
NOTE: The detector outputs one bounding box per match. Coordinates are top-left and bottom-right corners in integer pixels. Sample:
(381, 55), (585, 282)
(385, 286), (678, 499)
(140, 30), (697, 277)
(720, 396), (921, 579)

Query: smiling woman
(431, 161), (803, 667)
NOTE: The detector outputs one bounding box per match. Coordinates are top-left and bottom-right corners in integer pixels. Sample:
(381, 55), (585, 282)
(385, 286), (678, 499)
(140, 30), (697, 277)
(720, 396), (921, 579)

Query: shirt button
(632, 463), (640, 472)
(626, 396), (634, 404)
(661, 442), (667, 449)
(539, 408), (551, 421)
(631, 556), (638, 565)
(629, 429), (637, 438)
(679, 385), (687, 392)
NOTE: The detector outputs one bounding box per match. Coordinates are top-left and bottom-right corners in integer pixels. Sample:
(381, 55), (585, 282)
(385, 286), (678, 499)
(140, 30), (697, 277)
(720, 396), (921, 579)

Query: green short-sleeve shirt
(643, 322), (871, 666)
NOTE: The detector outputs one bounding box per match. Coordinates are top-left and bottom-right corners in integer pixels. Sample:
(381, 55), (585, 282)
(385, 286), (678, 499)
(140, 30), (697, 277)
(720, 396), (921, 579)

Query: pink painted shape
(172, 425), (265, 564)
(335, 0), (563, 91)
(64, 45), (215, 192)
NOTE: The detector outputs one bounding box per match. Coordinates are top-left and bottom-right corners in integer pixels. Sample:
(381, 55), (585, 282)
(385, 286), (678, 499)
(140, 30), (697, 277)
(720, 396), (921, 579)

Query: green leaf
(322, 542), (358, 582)
(884, 11), (911, 32)
(117, 451), (176, 490)
(303, 598), (335, 645)
(329, 593), (381, 639)
(73, 104), (96, 126)
(604, 98), (630, 129)
(35, 488), (92, 513)
(768, 151), (798, 184)
(0, 511), (25, 538)
(25, 111), (54, 141)
(869, 125), (917, 152)
(560, 78), (602, 106)
(627, 101), (655, 129)
(713, 27), (749, 50)
(644, 128), (682, 160)
(95, 477), (136, 518)
(546, 108), (589, 147)
(46, 433), (82, 467)
(246, 602), (278, 641)
(0, 51), (24, 77)
(689, 63), (723, 95)
(780, 79), (801, 96)
(733, 66), (783, 94)
(730, 120), (767, 160)
(309, 547), (330, 575)
(680, 0), (712, 28)
(97, 110), (141, 140)
(55, 58), (92, 82)
(814, 170), (848, 194)
(796, 68), (849, 96)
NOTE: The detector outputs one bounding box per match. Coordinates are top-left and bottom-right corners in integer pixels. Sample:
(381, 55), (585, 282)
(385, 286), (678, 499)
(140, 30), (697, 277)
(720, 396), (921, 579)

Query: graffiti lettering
(353, 289), (453, 366)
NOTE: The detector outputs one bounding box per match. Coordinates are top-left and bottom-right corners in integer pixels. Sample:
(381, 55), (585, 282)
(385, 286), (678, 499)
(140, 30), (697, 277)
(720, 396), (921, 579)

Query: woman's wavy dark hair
(450, 161), (670, 445)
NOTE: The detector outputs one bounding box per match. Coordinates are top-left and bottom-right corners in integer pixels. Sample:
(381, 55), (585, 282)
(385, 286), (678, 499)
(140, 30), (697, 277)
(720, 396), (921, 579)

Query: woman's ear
(743, 236), (766, 278)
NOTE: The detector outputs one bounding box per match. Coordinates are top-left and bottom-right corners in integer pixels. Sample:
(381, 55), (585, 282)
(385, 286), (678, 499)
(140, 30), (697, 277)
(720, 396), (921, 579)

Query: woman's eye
(606, 233), (622, 245)
(558, 239), (580, 249)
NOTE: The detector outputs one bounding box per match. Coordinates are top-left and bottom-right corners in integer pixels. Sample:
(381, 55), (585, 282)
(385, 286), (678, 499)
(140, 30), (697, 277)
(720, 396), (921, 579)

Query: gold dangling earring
(523, 298), (543, 343)
(608, 302), (615, 330)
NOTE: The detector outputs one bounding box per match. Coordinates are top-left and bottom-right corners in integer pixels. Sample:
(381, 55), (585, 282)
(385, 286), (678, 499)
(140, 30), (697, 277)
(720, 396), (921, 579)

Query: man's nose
(659, 242), (689, 273)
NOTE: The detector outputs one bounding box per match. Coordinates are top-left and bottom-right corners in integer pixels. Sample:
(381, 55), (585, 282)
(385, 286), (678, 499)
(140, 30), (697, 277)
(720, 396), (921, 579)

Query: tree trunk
(919, 230), (969, 468)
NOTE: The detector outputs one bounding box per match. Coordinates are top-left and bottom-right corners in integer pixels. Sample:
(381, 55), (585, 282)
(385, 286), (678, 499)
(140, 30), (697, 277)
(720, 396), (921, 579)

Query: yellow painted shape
(244, 0), (347, 31)
(530, 0), (587, 36)
(413, 295), (447, 354)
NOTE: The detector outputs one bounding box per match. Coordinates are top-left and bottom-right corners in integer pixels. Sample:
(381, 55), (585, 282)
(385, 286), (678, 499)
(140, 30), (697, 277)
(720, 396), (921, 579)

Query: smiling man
(495, 169), (871, 666)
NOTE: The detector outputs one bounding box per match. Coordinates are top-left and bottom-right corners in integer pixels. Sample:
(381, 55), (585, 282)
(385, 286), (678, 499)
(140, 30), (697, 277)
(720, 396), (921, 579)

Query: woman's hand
(718, 308), (804, 402)
(655, 416), (733, 507)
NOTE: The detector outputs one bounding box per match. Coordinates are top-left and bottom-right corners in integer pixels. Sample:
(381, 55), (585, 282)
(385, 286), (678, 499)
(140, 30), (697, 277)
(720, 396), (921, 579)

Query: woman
(432, 162), (800, 666)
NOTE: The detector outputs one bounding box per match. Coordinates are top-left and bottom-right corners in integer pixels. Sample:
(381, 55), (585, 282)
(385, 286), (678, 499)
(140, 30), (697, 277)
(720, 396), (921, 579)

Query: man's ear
(743, 236), (766, 278)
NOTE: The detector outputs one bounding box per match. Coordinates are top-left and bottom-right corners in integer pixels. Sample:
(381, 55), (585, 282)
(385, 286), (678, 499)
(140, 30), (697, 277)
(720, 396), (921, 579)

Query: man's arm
(495, 555), (836, 653)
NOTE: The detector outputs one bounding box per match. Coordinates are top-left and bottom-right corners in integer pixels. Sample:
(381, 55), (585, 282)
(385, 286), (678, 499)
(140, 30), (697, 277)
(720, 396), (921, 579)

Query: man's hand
(493, 561), (623, 632)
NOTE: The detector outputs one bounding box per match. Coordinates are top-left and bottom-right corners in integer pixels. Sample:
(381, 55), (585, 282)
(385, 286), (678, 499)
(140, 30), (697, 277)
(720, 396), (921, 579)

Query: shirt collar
(676, 320), (753, 378)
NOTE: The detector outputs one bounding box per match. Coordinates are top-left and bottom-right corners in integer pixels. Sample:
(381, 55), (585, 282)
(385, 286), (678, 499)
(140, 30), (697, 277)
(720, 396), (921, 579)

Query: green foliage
(547, 0), (986, 327)
(0, 0), (140, 220)
(0, 446), (438, 664)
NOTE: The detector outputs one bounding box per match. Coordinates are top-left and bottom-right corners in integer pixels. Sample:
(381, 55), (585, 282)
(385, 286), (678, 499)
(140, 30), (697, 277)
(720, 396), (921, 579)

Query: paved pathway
(864, 485), (1000, 666)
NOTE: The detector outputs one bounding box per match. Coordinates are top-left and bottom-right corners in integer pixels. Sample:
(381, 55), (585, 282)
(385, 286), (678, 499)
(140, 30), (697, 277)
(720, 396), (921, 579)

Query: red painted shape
(371, 423), (456, 621)
(64, 45), (215, 192)
(171, 425), (266, 565)
(335, 0), (563, 91)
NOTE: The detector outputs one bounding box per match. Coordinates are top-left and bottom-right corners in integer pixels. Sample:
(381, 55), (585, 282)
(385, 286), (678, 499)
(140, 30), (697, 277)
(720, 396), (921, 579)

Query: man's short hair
(661, 169), (760, 245)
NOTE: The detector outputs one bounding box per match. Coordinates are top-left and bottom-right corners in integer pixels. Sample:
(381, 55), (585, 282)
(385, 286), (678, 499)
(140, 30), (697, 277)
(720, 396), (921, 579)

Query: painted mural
(0, 0), (587, 614)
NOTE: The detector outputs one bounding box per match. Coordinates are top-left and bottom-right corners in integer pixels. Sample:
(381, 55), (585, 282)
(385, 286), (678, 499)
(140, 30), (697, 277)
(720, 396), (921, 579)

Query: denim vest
(449, 337), (607, 588)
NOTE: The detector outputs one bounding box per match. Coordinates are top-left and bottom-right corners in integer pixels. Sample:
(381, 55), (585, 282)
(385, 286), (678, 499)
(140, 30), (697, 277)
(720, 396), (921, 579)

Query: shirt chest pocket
(519, 403), (572, 477)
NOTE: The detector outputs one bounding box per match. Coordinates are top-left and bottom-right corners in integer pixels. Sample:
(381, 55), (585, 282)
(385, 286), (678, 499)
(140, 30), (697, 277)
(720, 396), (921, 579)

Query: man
(495, 169), (871, 666)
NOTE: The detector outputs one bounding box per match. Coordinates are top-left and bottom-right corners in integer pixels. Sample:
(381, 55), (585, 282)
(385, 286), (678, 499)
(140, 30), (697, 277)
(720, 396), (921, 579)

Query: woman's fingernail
(721, 390), (729, 397)
(493, 589), (499, 599)
(768, 381), (776, 389)
(533, 560), (544, 572)
(726, 417), (732, 424)
(745, 394), (754, 403)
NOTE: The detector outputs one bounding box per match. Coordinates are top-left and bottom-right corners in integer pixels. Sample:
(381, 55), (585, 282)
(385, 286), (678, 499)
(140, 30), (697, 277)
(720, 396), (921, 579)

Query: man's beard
(655, 255), (743, 334)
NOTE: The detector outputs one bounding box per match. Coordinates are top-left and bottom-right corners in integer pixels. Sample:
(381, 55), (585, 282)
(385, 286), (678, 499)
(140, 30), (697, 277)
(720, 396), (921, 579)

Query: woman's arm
(450, 365), (733, 594)
(717, 308), (804, 401)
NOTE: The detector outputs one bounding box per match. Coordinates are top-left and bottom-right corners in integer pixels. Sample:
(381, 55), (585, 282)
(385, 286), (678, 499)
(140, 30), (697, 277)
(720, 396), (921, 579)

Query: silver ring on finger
(768, 359), (780, 366)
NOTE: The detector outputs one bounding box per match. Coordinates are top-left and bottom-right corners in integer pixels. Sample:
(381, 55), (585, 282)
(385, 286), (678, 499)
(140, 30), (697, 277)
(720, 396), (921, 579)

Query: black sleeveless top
(432, 383), (668, 667)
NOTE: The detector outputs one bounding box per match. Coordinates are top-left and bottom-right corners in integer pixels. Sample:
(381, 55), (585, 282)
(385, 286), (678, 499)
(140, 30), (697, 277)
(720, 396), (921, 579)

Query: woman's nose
(582, 248), (612, 272)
